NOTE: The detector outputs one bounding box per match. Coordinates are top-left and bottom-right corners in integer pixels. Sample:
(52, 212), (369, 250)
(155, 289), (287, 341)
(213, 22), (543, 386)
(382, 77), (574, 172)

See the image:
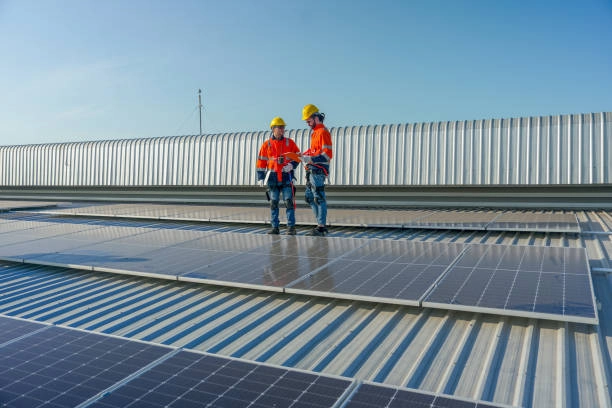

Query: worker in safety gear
(300, 104), (332, 236)
(256, 117), (301, 235)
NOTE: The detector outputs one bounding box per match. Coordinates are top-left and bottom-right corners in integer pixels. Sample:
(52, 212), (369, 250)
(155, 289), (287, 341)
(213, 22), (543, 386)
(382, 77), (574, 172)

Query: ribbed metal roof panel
(1, 112), (610, 186)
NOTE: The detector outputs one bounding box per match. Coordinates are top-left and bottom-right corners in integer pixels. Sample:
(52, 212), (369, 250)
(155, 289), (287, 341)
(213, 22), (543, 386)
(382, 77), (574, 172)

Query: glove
(301, 155), (312, 164)
(282, 163), (293, 173)
(257, 180), (264, 187)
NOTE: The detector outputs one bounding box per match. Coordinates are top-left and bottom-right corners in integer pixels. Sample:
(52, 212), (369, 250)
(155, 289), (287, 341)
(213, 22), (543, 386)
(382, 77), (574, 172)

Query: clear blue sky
(1, 0), (611, 145)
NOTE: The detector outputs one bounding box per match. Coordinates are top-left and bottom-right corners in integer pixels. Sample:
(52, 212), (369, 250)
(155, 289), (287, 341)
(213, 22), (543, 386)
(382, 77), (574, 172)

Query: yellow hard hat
(302, 104), (319, 120)
(269, 116), (286, 129)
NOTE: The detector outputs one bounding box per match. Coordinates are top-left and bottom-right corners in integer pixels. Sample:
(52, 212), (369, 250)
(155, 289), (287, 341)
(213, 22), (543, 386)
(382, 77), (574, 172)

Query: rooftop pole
(198, 89), (203, 137)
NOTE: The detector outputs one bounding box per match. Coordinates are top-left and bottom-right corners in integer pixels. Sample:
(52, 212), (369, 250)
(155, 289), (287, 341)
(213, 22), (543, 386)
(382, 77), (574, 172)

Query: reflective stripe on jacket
(305, 124), (333, 173)
(256, 137), (301, 182)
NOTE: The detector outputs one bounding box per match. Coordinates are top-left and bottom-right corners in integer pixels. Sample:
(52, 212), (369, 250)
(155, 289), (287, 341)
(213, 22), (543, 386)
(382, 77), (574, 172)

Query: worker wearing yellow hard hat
(255, 116), (301, 235)
(269, 116), (286, 128)
(300, 104), (333, 236)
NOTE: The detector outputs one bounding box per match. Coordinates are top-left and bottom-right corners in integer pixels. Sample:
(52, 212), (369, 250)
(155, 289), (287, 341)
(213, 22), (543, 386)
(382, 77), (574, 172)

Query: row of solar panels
(0, 315), (512, 408)
(0, 201), (60, 212)
(38, 203), (581, 233)
(0, 213), (597, 324)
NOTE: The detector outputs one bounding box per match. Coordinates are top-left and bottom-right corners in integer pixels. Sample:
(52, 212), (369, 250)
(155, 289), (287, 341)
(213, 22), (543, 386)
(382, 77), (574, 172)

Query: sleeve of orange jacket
(256, 141), (269, 181)
(311, 126), (333, 165)
(320, 128), (332, 160)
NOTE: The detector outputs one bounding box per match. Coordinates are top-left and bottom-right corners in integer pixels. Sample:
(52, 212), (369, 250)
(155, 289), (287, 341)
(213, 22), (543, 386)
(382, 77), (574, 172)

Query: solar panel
(0, 321), (171, 408)
(343, 382), (511, 408)
(423, 245), (597, 324)
(87, 349), (353, 408)
(404, 210), (500, 231)
(286, 241), (466, 306)
(178, 205), (266, 222)
(486, 211), (580, 233)
(0, 201), (59, 211)
(328, 208), (433, 228)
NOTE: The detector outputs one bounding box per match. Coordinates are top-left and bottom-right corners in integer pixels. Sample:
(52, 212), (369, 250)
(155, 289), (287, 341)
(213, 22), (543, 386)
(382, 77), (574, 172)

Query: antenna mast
(198, 89), (203, 136)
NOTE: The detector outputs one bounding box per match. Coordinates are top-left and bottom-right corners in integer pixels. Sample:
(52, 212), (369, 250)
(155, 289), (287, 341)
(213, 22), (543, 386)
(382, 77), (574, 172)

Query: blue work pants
(268, 182), (295, 228)
(304, 171), (327, 226)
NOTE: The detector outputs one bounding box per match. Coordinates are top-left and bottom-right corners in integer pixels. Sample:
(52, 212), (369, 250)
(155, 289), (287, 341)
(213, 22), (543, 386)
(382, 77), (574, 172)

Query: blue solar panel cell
(473, 270), (517, 309)
(423, 266), (473, 304)
(532, 273), (565, 314)
(505, 272), (540, 312)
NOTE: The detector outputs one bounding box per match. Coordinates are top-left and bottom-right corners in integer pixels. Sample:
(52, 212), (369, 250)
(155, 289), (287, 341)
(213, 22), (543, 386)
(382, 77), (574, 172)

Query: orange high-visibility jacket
(256, 137), (301, 182)
(305, 124), (333, 173)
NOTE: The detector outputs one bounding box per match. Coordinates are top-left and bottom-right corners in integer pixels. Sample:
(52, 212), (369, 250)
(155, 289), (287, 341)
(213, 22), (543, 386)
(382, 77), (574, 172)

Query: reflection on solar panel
(182, 236), (366, 289)
(0, 321), (170, 408)
(486, 212), (580, 233)
(404, 210), (500, 230)
(423, 245), (597, 324)
(344, 382), (510, 408)
(286, 241), (465, 306)
(89, 350), (352, 408)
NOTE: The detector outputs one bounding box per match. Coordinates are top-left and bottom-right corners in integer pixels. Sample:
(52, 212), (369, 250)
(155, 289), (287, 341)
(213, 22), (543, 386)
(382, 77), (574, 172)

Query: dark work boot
(306, 226), (326, 237)
(286, 226), (297, 235)
(268, 227), (280, 235)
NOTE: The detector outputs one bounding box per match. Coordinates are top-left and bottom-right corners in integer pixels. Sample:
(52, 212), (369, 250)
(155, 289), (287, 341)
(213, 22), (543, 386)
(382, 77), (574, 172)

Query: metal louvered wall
(1, 112), (610, 187)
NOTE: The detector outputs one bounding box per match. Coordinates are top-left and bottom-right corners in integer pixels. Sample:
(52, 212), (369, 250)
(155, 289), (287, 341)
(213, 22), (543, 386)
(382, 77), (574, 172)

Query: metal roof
(0, 209), (610, 407)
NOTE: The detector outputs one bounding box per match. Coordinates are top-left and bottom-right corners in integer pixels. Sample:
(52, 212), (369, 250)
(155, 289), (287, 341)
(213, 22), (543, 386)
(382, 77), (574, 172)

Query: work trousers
(305, 171), (327, 226)
(268, 182), (295, 228)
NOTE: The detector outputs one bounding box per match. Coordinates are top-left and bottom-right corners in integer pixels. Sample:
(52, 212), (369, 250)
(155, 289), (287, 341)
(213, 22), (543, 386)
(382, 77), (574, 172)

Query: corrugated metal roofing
(1, 112), (610, 186)
(1, 210), (610, 407)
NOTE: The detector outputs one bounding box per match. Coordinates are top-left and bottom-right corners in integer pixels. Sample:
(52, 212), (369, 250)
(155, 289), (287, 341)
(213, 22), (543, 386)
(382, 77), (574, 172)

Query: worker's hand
(257, 180), (264, 187)
(301, 155), (312, 164)
(282, 163), (293, 173)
